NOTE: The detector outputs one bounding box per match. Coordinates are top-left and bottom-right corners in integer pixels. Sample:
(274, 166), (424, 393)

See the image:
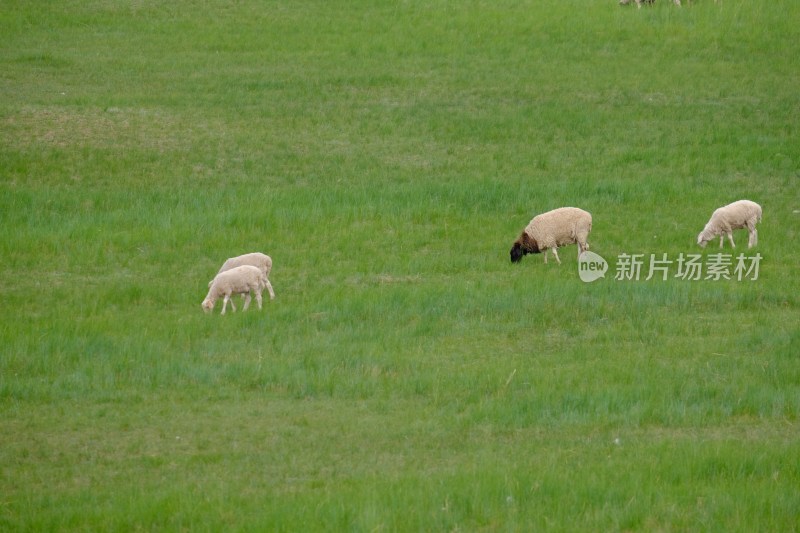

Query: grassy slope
(1, 0), (799, 530)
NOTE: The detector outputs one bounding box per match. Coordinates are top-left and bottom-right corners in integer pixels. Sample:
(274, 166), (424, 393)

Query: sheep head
(510, 242), (524, 263)
(510, 233), (539, 263)
(697, 227), (713, 248)
(201, 299), (215, 313)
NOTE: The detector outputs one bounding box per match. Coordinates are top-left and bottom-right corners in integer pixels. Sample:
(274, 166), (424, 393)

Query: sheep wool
(510, 207), (592, 264)
(697, 200), (762, 249)
(213, 252), (275, 300)
(202, 265), (268, 315)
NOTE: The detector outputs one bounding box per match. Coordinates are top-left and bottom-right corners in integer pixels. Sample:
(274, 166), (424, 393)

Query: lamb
(697, 199), (762, 249)
(510, 207), (592, 264)
(202, 265), (268, 314)
(212, 252), (275, 300)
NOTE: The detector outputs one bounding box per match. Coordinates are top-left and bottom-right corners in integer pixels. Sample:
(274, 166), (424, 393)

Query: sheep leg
(243, 293), (251, 311)
(747, 222), (757, 248)
(543, 249), (548, 264)
(265, 280), (275, 300)
(551, 248), (561, 265)
(727, 233), (736, 248)
(255, 290), (263, 310)
(221, 294), (231, 315)
(719, 235), (724, 248)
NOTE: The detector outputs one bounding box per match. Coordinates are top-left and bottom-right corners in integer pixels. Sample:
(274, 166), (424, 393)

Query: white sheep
(212, 252), (275, 300)
(510, 207), (592, 264)
(697, 199), (762, 249)
(202, 265), (267, 314)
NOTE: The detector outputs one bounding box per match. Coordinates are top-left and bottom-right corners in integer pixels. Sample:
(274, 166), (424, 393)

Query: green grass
(1, 0), (799, 530)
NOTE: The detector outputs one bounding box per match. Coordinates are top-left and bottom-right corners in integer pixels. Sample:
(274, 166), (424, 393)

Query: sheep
(510, 207), (592, 265)
(697, 199), (762, 249)
(202, 265), (267, 314)
(212, 252), (275, 301)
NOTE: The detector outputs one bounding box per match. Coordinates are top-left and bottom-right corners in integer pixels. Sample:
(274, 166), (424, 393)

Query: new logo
(578, 251), (608, 283)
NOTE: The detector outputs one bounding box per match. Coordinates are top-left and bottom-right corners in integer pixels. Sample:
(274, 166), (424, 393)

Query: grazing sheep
(620, 0), (682, 7)
(510, 207), (592, 264)
(212, 252), (275, 300)
(697, 199), (762, 249)
(202, 265), (267, 315)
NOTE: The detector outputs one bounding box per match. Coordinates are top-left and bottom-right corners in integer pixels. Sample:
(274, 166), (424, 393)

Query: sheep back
(217, 252), (273, 277)
(706, 200), (762, 233)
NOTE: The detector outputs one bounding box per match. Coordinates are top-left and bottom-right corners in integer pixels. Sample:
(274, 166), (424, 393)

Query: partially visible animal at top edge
(620, 0), (683, 8)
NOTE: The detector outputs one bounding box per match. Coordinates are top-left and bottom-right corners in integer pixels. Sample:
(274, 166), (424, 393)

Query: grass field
(1, 0), (799, 530)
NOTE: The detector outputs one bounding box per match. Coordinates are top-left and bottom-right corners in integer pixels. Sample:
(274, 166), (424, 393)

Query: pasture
(1, 0), (798, 530)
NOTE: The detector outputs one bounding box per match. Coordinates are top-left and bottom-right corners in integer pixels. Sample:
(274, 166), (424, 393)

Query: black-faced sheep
(510, 207), (593, 265)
